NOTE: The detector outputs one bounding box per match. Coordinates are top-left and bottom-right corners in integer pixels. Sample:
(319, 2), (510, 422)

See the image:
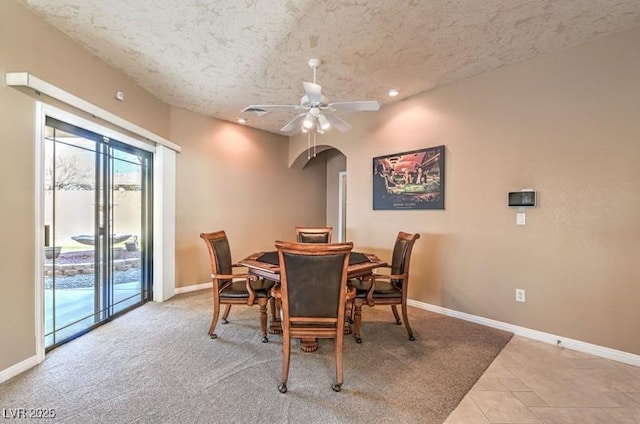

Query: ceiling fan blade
(303, 82), (322, 104)
(324, 113), (352, 132)
(280, 113), (307, 133)
(242, 104), (303, 116)
(328, 100), (380, 112)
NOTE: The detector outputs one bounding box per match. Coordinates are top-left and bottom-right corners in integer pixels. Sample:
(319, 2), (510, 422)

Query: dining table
(238, 250), (386, 352)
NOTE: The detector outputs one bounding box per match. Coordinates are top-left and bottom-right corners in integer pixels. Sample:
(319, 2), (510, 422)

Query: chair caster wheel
(409, 335), (415, 341)
(331, 383), (342, 392)
(262, 336), (269, 343)
(278, 383), (287, 393)
(221, 319), (229, 324)
(210, 333), (218, 339)
(355, 337), (362, 344)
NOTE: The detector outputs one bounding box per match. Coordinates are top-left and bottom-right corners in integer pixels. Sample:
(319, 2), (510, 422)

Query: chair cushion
(220, 278), (274, 299)
(351, 279), (402, 299)
(350, 278), (371, 296)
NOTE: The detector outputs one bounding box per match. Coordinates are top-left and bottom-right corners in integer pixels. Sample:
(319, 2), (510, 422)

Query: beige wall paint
(292, 27), (640, 355)
(0, 84), (37, 371)
(0, 0), (170, 371)
(171, 107), (327, 288)
(0, 1), (170, 138)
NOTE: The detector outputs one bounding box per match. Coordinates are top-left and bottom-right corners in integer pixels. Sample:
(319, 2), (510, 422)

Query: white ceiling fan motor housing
(308, 58), (321, 69)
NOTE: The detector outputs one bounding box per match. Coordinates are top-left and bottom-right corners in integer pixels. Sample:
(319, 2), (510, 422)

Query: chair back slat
(276, 241), (352, 326)
(295, 226), (333, 243)
(211, 237), (232, 276)
(200, 231), (233, 284)
(282, 252), (345, 319)
(391, 239), (411, 274)
(390, 232), (420, 287)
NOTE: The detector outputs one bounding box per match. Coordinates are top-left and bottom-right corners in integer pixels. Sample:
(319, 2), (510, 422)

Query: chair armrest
(372, 264), (392, 273)
(271, 284), (282, 299)
(211, 272), (258, 305)
(211, 272), (258, 281)
(364, 272), (407, 305)
(369, 272), (406, 281)
(346, 285), (356, 301)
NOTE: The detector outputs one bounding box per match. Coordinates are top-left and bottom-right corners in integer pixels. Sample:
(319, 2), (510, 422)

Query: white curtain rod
(5, 72), (181, 153)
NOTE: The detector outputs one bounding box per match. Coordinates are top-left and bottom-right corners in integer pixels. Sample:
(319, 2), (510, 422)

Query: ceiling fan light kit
(317, 114), (331, 130)
(302, 114), (315, 129)
(241, 58), (380, 135)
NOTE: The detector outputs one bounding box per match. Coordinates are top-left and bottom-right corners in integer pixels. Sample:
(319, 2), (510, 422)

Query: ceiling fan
(242, 58), (380, 134)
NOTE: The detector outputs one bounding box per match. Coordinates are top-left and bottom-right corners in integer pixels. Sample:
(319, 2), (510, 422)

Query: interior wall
(290, 27), (640, 355)
(0, 0), (171, 371)
(171, 107), (327, 288)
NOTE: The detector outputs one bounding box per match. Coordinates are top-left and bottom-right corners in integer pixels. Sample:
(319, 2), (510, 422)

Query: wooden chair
(200, 231), (274, 342)
(351, 232), (420, 343)
(295, 226), (333, 243)
(272, 240), (354, 393)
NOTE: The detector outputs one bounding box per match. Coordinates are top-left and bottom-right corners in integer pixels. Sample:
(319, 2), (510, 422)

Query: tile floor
(445, 336), (640, 424)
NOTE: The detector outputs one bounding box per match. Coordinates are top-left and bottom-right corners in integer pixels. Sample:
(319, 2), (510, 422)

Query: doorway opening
(43, 116), (153, 350)
(338, 171), (347, 242)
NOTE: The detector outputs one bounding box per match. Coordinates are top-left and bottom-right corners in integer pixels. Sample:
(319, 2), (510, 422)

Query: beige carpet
(0, 290), (512, 423)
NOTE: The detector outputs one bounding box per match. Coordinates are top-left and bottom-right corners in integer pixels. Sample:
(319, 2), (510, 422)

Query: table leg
(268, 297), (282, 335)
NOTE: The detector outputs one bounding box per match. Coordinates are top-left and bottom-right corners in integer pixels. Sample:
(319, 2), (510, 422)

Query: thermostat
(508, 190), (536, 207)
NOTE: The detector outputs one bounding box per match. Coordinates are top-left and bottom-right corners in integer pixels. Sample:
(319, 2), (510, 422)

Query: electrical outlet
(516, 213), (526, 225)
(515, 289), (526, 302)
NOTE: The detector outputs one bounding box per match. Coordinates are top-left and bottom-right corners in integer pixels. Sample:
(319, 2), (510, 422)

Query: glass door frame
(37, 104), (155, 353)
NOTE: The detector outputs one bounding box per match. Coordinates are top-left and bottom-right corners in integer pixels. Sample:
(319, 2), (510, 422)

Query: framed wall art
(373, 145), (445, 210)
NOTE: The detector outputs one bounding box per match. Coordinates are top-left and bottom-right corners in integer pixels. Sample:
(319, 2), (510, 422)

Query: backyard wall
(44, 191), (143, 247)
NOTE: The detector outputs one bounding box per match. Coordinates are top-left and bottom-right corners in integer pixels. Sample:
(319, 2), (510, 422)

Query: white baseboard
(0, 354), (41, 385)
(407, 299), (640, 368)
(174, 282), (211, 295)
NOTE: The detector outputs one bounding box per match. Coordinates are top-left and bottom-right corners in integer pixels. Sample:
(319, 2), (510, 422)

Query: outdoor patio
(45, 249), (143, 346)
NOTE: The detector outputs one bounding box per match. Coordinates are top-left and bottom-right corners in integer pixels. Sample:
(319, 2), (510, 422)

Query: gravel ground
(45, 250), (143, 289)
(46, 249), (140, 265)
(45, 269), (142, 289)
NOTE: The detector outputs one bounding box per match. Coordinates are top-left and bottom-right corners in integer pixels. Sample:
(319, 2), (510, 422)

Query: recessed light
(237, 118), (247, 124)
(388, 88), (399, 97)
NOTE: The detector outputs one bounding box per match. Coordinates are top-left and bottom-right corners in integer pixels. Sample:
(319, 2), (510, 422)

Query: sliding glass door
(43, 117), (152, 350)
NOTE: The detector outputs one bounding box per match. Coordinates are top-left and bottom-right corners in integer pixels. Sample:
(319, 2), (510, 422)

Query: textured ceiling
(17, 0), (640, 135)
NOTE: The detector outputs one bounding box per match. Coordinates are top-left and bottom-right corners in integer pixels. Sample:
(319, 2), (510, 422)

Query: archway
(290, 145), (347, 242)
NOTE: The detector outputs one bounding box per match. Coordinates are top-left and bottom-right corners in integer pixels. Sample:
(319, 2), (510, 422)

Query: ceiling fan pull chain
(307, 131), (311, 160)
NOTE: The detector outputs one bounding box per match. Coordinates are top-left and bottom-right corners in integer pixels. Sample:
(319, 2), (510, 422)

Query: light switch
(516, 213), (526, 226)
